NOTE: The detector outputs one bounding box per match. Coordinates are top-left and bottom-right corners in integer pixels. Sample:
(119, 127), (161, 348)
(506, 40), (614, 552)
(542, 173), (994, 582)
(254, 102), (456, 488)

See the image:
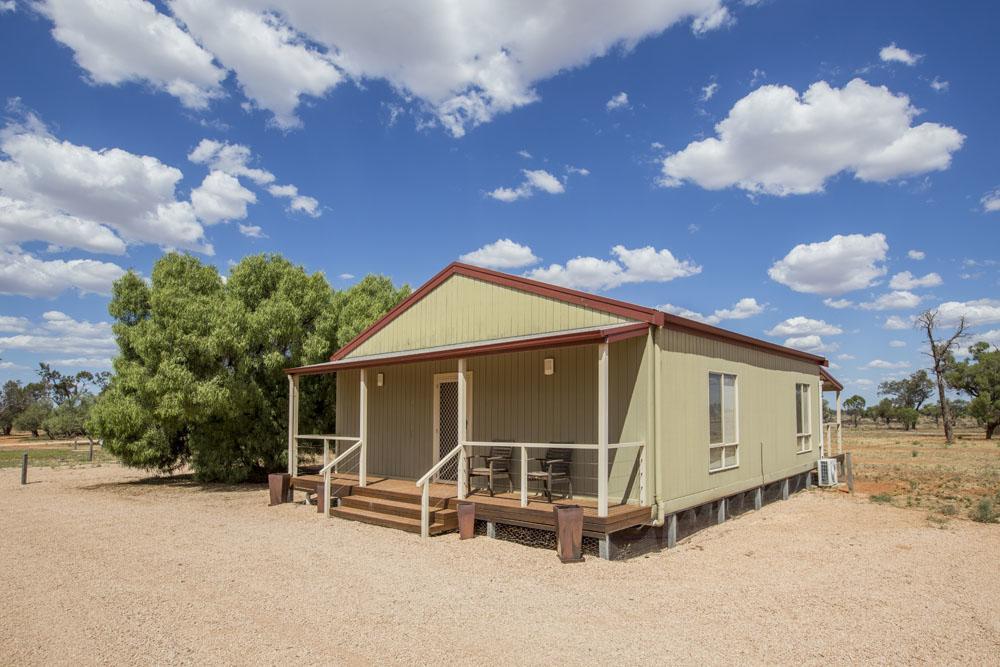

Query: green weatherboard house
(284, 262), (845, 559)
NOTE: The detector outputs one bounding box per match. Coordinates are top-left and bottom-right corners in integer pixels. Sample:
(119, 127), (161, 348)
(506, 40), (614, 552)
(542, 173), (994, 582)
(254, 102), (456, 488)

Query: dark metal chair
(527, 447), (574, 502)
(466, 444), (514, 496)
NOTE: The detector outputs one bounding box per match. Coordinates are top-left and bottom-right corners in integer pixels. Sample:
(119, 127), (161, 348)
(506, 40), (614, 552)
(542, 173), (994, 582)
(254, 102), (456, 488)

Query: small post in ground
(844, 451), (855, 494)
(88, 441), (94, 462)
(21, 452), (28, 485)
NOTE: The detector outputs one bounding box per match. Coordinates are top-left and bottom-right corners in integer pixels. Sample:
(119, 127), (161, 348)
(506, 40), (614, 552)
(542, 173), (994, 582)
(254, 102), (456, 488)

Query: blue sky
(0, 0), (998, 402)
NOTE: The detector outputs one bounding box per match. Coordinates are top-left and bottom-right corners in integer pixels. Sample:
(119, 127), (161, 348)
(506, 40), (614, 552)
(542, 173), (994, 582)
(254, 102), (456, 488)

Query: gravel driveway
(3, 464), (998, 665)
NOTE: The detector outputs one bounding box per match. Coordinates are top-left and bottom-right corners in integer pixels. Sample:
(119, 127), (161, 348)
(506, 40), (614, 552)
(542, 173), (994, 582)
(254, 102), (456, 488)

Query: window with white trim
(708, 372), (738, 471)
(795, 383), (812, 453)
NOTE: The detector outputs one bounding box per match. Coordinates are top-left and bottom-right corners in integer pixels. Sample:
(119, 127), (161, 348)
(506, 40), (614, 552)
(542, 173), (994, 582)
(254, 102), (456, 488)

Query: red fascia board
(291, 323), (650, 376)
(661, 313), (829, 367)
(329, 262), (662, 362)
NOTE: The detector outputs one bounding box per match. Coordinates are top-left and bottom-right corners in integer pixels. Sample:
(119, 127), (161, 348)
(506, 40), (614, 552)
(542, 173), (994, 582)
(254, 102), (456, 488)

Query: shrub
(970, 498), (997, 523)
(870, 493), (893, 504)
(911, 450), (919, 457)
(940, 504), (958, 516)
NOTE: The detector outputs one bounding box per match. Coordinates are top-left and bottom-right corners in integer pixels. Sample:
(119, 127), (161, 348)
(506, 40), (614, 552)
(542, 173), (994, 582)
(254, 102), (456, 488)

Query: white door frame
(432, 371), (473, 481)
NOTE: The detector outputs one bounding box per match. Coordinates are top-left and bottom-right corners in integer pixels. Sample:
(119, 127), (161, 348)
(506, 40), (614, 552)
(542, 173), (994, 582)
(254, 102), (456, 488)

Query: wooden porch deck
(291, 472), (650, 538)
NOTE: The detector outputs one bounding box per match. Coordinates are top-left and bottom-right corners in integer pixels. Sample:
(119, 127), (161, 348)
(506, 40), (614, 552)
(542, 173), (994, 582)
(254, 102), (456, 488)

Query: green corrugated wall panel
(344, 274), (633, 359)
(656, 328), (823, 513)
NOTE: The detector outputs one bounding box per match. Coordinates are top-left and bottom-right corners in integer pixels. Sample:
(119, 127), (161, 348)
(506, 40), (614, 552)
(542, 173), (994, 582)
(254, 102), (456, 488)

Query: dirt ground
(843, 423), (1000, 518)
(2, 464), (998, 666)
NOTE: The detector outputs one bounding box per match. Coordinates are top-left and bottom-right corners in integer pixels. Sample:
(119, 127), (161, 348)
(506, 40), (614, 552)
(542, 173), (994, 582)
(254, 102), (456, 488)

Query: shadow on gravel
(81, 473), (266, 495)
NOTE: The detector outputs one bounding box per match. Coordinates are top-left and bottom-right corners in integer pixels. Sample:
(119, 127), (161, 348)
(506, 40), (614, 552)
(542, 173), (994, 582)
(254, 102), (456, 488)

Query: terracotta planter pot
(456, 501), (476, 539)
(268, 473), (290, 506)
(553, 504), (584, 563)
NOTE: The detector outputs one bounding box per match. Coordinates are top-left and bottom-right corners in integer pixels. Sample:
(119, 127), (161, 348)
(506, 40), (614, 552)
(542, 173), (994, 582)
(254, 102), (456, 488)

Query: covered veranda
(284, 322), (653, 538)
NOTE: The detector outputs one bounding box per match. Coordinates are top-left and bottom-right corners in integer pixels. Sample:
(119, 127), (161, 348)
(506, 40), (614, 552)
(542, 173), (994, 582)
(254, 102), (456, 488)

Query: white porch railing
(415, 443), (463, 538)
(293, 434), (364, 517)
(415, 440), (646, 538)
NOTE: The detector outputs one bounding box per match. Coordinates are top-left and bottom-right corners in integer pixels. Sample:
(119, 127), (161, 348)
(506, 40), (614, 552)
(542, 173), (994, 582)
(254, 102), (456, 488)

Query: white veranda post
(359, 369), (368, 487)
(597, 342), (609, 518)
(287, 375), (299, 475)
(457, 358), (468, 499)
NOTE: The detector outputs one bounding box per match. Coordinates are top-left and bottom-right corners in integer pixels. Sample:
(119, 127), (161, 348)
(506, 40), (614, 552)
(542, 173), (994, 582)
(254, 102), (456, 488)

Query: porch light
(377, 372), (384, 387)
(544, 358), (554, 375)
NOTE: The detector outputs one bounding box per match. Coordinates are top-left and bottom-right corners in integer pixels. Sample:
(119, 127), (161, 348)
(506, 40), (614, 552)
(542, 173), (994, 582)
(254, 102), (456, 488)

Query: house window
(795, 383), (812, 453)
(709, 372), (738, 471)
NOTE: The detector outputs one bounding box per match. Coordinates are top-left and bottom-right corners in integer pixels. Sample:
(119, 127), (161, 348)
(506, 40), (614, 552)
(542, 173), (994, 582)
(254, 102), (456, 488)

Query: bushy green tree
(89, 253), (409, 482)
(843, 395), (866, 427)
(14, 400), (51, 437)
(947, 342), (1000, 439)
(42, 395), (95, 439)
(870, 398), (896, 426)
(878, 370), (934, 410)
(335, 275), (411, 348)
(896, 406), (919, 431)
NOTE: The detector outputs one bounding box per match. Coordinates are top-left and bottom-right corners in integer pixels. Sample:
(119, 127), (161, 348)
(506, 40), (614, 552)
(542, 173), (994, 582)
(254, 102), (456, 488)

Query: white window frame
(795, 382), (812, 454)
(708, 371), (739, 472)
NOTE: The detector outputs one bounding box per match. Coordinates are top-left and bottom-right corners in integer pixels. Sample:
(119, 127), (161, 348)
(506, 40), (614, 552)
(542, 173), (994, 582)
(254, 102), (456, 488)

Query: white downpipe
(457, 358), (468, 500)
(597, 342), (609, 518)
(359, 369), (368, 487)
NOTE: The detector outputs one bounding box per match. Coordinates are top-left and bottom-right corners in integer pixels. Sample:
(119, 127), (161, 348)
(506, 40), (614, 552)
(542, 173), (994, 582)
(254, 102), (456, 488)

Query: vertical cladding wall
(344, 274), (632, 359)
(334, 337), (649, 502)
(656, 328), (823, 514)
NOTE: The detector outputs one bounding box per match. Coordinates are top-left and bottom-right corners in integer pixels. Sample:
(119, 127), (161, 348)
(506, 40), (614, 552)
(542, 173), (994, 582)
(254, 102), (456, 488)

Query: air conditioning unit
(817, 458), (839, 487)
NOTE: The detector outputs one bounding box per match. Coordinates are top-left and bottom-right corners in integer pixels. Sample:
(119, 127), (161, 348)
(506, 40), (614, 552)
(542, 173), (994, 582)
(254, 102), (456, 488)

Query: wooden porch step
(351, 484), (453, 506)
(329, 506), (451, 535)
(340, 495), (456, 524)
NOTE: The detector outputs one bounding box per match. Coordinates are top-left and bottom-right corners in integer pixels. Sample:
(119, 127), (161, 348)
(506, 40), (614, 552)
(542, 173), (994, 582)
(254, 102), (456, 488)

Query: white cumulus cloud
(190, 171), (256, 224)
(783, 335), (836, 354)
(459, 239), (539, 270)
(660, 78), (964, 195)
(768, 233), (888, 295)
(0, 247), (124, 298)
(765, 316), (843, 337)
(883, 315), (913, 330)
(907, 249), (925, 260)
(888, 271), (942, 290)
(37, 0), (226, 109)
(879, 43), (922, 66)
(864, 359), (910, 369)
(488, 169), (565, 202)
(606, 91), (630, 111)
(859, 290), (924, 311)
(933, 299), (1000, 327)
(660, 297), (764, 325)
(0, 112), (210, 253)
(982, 188), (1000, 213)
(528, 244), (701, 291)
(39, 0), (732, 135)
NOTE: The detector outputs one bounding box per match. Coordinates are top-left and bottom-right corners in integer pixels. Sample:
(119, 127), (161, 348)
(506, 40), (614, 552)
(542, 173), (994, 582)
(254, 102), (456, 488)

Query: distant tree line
(0, 364), (109, 440)
(86, 252), (410, 483)
(837, 317), (999, 440)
